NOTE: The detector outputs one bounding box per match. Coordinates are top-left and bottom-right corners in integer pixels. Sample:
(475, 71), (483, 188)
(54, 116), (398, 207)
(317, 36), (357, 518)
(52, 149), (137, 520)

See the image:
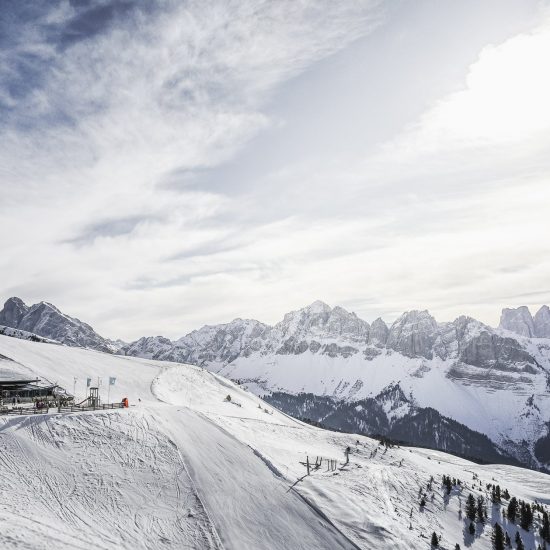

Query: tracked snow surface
(1, 334), (549, 549)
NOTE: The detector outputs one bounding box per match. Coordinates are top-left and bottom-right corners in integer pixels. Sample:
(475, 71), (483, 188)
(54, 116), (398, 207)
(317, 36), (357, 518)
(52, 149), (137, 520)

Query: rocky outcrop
(0, 297), (28, 327)
(498, 305), (550, 339)
(367, 318), (389, 348)
(534, 305), (550, 338)
(386, 310), (439, 359)
(121, 335), (174, 360)
(499, 306), (535, 337)
(270, 301), (369, 352)
(460, 331), (539, 372)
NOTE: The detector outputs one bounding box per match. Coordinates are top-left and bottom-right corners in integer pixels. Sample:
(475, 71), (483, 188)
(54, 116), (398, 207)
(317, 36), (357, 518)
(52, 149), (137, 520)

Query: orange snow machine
(122, 397), (129, 408)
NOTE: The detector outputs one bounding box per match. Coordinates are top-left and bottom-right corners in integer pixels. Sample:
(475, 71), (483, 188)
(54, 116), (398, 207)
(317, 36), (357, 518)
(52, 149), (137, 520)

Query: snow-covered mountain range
(1, 297), (549, 470)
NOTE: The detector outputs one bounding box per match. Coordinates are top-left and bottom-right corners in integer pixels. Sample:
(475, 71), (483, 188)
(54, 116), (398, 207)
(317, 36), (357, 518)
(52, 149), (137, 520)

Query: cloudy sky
(1, 0), (549, 340)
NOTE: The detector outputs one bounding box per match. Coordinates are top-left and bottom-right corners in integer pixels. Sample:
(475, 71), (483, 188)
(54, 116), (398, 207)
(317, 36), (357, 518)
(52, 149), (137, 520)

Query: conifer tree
(515, 531), (525, 550)
(431, 532), (439, 547)
(492, 522), (505, 550)
(477, 495), (487, 523)
(466, 494), (477, 521)
(520, 502), (533, 531)
(540, 510), (550, 543)
(507, 497), (518, 523)
(442, 475), (452, 495)
(504, 532), (510, 547)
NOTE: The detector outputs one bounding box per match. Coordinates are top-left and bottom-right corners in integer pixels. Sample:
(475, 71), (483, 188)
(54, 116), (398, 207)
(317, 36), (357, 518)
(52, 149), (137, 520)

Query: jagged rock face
(499, 306), (535, 337)
(386, 310), (439, 359)
(534, 305), (550, 338)
(373, 382), (411, 422)
(433, 316), (486, 360)
(0, 297), (28, 327)
(460, 331), (539, 371)
(498, 305), (550, 338)
(367, 318), (388, 348)
(270, 301), (369, 353)
(122, 301), (372, 362)
(172, 319), (271, 365)
(122, 320), (271, 365)
(254, 301), (368, 356)
(0, 297), (115, 353)
(121, 336), (174, 360)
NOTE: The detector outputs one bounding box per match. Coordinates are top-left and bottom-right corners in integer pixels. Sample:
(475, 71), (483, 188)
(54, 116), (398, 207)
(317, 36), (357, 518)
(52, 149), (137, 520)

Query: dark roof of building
(0, 379), (51, 391)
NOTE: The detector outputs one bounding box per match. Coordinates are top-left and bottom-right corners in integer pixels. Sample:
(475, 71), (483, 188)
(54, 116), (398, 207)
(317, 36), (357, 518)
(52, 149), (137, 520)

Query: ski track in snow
(0, 410), (221, 549)
(1, 334), (550, 550)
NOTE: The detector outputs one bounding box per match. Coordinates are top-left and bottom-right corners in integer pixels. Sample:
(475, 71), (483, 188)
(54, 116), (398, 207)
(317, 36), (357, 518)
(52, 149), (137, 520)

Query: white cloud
(381, 15), (550, 157)
(0, 1), (382, 338)
(2, 2), (549, 340)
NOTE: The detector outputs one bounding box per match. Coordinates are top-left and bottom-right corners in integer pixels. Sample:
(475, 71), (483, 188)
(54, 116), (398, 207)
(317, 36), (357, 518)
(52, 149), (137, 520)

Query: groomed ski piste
(1, 334), (549, 550)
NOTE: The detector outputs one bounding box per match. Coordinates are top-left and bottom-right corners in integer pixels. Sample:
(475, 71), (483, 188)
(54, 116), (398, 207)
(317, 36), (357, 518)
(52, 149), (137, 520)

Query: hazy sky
(1, 0), (549, 340)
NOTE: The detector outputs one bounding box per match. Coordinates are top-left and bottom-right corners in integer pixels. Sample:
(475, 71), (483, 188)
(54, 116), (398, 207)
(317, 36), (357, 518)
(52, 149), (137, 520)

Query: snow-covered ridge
(0, 324), (60, 345)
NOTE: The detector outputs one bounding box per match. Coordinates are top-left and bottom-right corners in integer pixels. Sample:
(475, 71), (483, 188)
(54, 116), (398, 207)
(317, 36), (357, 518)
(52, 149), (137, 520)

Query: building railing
(0, 402), (126, 416)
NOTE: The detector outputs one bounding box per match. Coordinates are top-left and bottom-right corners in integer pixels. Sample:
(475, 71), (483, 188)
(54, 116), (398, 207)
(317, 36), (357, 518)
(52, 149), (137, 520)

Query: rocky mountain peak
(273, 301), (369, 344)
(0, 297), (29, 327)
(375, 382), (409, 405)
(368, 318), (389, 348)
(533, 305), (550, 338)
(306, 300), (332, 314)
(499, 306), (535, 337)
(0, 296), (115, 353)
(386, 310), (439, 359)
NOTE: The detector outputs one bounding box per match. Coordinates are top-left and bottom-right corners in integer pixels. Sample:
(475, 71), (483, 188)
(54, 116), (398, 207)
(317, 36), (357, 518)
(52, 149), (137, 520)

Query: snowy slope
(1, 334), (549, 549)
(217, 348), (550, 452)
